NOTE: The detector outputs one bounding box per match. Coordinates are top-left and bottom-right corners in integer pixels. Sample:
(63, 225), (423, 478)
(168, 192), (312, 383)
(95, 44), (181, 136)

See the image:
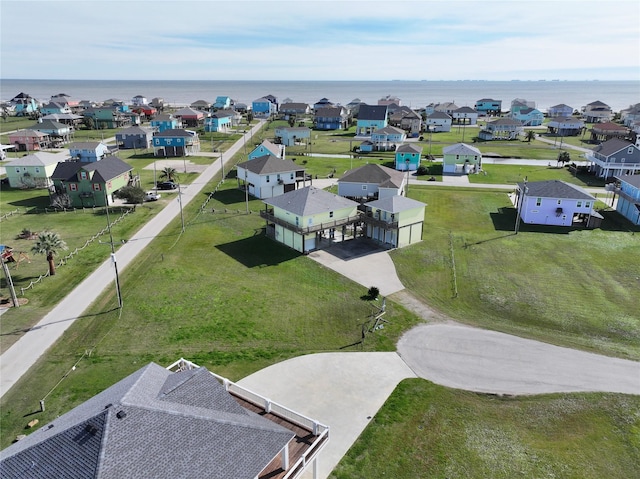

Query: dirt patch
(0, 297), (29, 308)
(389, 290), (452, 323)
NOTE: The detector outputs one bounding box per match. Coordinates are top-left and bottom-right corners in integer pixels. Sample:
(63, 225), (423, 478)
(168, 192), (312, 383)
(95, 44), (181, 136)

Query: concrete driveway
(238, 352), (415, 479)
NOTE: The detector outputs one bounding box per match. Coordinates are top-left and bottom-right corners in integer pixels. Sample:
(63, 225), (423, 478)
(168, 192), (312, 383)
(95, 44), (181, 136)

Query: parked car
(156, 181), (178, 190)
(145, 191), (161, 201)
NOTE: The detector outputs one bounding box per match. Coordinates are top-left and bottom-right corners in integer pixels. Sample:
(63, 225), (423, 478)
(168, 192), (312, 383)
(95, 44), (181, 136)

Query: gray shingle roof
(0, 363), (294, 479)
(366, 195), (426, 213)
(396, 144), (422, 154)
(338, 164), (406, 189)
(518, 180), (596, 200)
(616, 175), (640, 188)
(238, 155), (301, 175)
(592, 138), (635, 157)
(264, 186), (358, 216)
(6, 152), (62, 167)
(357, 105), (388, 121)
(442, 143), (482, 156)
(51, 156), (132, 183)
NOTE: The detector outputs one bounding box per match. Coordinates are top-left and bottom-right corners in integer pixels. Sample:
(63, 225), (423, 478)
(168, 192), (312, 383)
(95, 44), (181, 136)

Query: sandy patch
(143, 159), (208, 173)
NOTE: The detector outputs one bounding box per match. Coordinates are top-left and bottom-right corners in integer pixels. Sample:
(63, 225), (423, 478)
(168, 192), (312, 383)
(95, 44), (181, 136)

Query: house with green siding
(50, 156), (133, 207)
(363, 195), (426, 248)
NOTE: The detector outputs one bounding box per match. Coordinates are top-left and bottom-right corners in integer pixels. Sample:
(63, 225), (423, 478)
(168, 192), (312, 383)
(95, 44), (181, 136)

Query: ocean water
(1, 79), (638, 113)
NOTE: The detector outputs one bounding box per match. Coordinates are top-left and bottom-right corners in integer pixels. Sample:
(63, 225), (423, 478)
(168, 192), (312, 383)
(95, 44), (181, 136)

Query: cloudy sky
(1, 0), (639, 81)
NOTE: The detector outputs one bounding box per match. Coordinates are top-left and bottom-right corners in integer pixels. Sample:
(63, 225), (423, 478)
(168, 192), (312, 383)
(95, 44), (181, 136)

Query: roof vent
(104, 403), (112, 409)
(85, 424), (98, 435)
(116, 410), (127, 419)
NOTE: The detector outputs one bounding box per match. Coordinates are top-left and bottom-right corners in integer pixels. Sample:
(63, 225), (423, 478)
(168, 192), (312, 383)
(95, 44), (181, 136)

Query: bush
(367, 286), (379, 300)
(113, 185), (145, 204)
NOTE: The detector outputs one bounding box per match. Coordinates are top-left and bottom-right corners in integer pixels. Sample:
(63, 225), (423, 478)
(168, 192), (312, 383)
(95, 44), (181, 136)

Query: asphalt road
(0, 120), (266, 399)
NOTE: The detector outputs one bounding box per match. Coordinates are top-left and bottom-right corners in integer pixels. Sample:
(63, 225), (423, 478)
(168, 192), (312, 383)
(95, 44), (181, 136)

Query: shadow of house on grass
(216, 232), (299, 268)
(490, 207), (640, 234)
(205, 186), (258, 207)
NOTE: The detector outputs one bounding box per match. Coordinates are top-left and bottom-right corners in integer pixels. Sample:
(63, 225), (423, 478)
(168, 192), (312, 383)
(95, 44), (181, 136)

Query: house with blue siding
(395, 144), (423, 171)
(614, 175), (640, 225)
(204, 110), (235, 132)
(10, 92), (38, 116)
(314, 107), (348, 130)
(40, 101), (71, 116)
(153, 129), (200, 157)
(252, 96), (278, 118)
(213, 96), (232, 109)
(150, 114), (181, 133)
(116, 126), (154, 149)
(367, 126), (406, 152)
(69, 141), (110, 162)
(511, 107), (544, 126)
(474, 98), (502, 115)
(248, 139), (283, 160)
(356, 105), (388, 136)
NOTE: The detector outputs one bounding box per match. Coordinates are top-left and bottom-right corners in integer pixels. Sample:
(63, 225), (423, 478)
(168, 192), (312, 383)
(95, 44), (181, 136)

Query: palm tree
(525, 130), (536, 143)
(31, 231), (68, 276)
(160, 167), (178, 182)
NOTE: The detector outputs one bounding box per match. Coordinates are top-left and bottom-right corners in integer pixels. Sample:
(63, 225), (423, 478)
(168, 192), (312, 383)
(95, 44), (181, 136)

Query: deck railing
(166, 358), (329, 436)
(260, 209), (361, 235)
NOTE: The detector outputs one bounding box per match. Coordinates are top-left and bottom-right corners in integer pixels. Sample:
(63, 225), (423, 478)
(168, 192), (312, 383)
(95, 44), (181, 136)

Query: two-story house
(451, 106), (479, 125)
(204, 110), (235, 132)
(274, 126), (311, 146)
(613, 175), (640, 225)
(514, 180), (600, 228)
(337, 164), (406, 200)
(547, 104), (574, 118)
(51, 156), (133, 207)
(582, 101), (613, 123)
(388, 106), (422, 137)
(546, 117), (585, 136)
(213, 95), (232, 109)
(69, 141), (110, 162)
(363, 195), (426, 248)
(511, 107), (544, 126)
(360, 126), (406, 152)
(252, 96), (278, 118)
(478, 118), (524, 140)
(474, 98), (502, 116)
(314, 106), (349, 130)
(236, 155), (306, 199)
(395, 143), (423, 171)
(173, 107), (205, 128)
(8, 129), (50, 151)
(425, 111), (452, 132)
(150, 113), (181, 133)
(116, 126), (154, 149)
(248, 139), (283, 160)
(442, 143), (482, 174)
(153, 129), (201, 157)
(260, 186), (360, 253)
(355, 105), (388, 136)
(5, 152), (62, 189)
(28, 119), (73, 146)
(586, 138), (640, 179)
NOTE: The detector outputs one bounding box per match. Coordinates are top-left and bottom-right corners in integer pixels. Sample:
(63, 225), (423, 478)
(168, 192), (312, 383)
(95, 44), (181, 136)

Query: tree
(288, 116), (296, 127)
(524, 130), (536, 143)
(557, 151), (571, 167)
(113, 185), (145, 204)
(31, 231), (68, 276)
(160, 167), (179, 182)
(83, 116), (95, 130)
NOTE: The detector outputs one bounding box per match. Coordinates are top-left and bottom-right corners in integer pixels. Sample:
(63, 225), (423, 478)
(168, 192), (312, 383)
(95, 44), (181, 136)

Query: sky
(1, 0), (639, 81)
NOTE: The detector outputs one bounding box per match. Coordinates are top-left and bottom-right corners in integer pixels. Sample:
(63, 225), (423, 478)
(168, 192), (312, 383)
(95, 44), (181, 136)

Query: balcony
(260, 208), (362, 234)
(167, 359), (329, 479)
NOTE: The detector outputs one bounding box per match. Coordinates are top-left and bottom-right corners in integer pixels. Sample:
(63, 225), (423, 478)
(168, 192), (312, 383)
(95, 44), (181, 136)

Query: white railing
(166, 358), (329, 436)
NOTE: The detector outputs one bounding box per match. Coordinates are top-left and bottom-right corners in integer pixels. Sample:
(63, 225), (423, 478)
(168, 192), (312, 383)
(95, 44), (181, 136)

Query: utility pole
(103, 194), (123, 308)
(244, 167), (249, 214)
(515, 177), (528, 234)
(178, 183), (185, 232)
(1, 258), (19, 308)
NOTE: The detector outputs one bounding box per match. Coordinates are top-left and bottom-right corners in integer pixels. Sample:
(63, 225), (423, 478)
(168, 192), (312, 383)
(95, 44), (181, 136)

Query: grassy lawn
(330, 379), (640, 479)
(392, 186), (640, 360)
(469, 164), (606, 187)
(0, 179), (423, 448)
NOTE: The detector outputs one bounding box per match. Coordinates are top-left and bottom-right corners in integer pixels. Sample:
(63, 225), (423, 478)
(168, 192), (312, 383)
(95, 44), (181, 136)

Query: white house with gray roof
(515, 180), (600, 228)
(236, 154), (307, 199)
(338, 164), (406, 200)
(425, 111), (452, 132)
(0, 360), (328, 479)
(261, 186), (360, 253)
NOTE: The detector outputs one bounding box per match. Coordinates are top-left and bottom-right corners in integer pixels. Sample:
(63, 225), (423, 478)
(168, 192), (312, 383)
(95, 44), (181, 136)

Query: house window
(93, 183), (101, 191)
(329, 211), (334, 218)
(628, 147), (634, 154)
(295, 217), (299, 226)
(80, 171), (88, 180)
(456, 155), (460, 160)
(15, 167), (20, 173)
(585, 202), (590, 208)
(536, 198), (542, 207)
(557, 199), (562, 205)
(69, 183), (77, 191)
(35, 167), (40, 173)
(290, 173), (294, 180)
(362, 185), (367, 190)
(266, 175), (270, 183)
(577, 201), (582, 207)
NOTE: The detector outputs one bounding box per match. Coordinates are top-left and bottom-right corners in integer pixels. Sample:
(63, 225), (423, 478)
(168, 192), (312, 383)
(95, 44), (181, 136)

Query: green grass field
(330, 379), (640, 479)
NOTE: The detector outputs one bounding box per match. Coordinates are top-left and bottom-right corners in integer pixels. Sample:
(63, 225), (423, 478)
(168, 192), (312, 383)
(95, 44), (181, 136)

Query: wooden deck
(233, 396), (328, 479)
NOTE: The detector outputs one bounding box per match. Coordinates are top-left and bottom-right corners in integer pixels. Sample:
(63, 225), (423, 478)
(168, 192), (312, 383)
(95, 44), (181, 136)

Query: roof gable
(238, 155), (300, 175)
(366, 195), (426, 213)
(358, 105), (388, 121)
(339, 164), (406, 188)
(519, 180), (596, 200)
(264, 186), (357, 216)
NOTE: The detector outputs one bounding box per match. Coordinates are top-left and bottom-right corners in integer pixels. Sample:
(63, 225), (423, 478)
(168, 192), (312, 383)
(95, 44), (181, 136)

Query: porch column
(281, 445), (289, 470)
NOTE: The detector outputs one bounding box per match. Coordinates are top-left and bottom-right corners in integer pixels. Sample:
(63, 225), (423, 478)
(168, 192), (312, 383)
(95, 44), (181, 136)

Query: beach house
(395, 143), (423, 171)
(337, 164), (406, 200)
(613, 175), (640, 225)
(362, 195), (426, 248)
(586, 138), (640, 179)
(355, 105), (388, 136)
(5, 152), (62, 189)
(442, 143), (482, 174)
(236, 155), (306, 199)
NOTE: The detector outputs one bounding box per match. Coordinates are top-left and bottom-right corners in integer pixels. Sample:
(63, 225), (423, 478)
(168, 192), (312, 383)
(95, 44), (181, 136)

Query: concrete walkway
(0, 121), (266, 399)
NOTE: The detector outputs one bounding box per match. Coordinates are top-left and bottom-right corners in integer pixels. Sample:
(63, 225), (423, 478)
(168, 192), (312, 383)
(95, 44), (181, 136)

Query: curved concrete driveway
(397, 323), (640, 395)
